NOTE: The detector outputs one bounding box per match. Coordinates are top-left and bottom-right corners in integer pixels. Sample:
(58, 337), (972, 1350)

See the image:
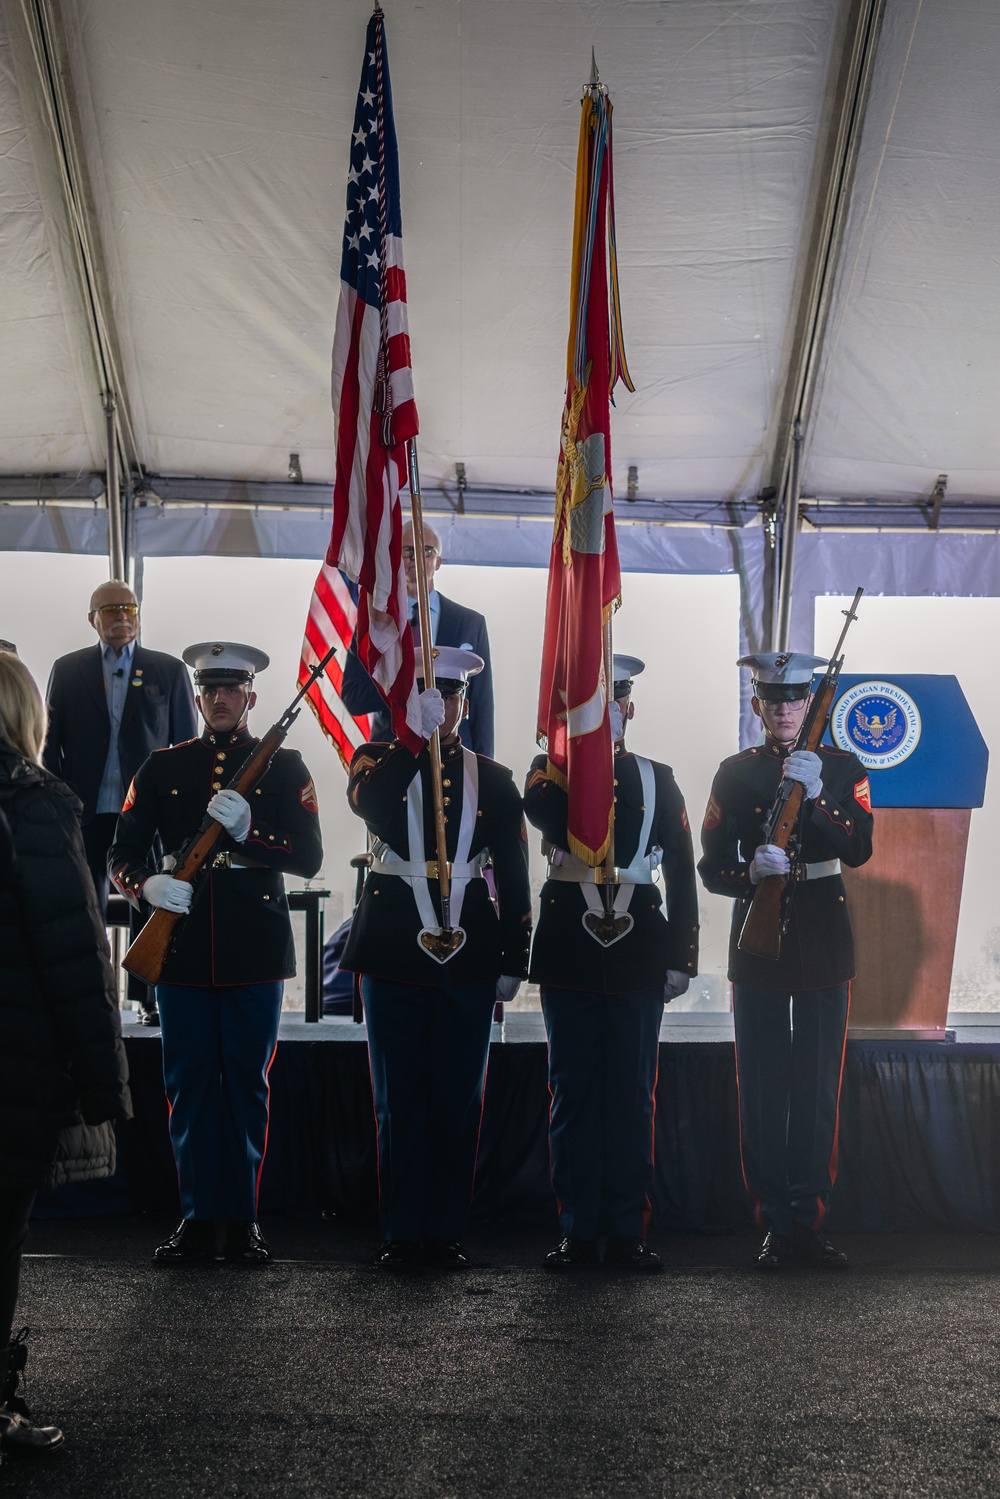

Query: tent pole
(103, 389), (125, 581)
(775, 419), (803, 652)
(760, 0), (886, 555)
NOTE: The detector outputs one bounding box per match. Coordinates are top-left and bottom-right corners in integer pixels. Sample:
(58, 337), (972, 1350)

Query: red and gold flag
(536, 79), (632, 864)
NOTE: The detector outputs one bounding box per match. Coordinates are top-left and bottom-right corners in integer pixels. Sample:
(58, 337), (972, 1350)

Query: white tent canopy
(2, 0), (998, 525)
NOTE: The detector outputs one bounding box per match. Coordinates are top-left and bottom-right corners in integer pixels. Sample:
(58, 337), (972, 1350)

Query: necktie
(409, 602), (420, 642)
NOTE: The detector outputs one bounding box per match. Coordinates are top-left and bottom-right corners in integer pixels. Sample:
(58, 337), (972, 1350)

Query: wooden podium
(824, 673), (987, 1043)
(842, 808), (970, 1040)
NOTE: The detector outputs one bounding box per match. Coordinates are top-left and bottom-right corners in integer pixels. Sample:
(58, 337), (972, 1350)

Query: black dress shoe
(374, 1240), (423, 1269)
(0, 1407), (65, 1456)
(605, 1237), (664, 1273)
(153, 1219), (216, 1263)
(756, 1230), (795, 1270)
(544, 1237), (600, 1271)
(223, 1222), (271, 1264)
(137, 1005), (160, 1028)
(791, 1223), (849, 1269)
(423, 1241), (470, 1270)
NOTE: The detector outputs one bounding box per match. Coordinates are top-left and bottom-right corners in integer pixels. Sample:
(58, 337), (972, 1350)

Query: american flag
(320, 6), (422, 756)
(299, 563), (371, 771)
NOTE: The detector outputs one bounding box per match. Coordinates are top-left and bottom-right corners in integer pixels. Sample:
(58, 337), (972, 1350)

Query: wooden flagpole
(600, 611), (617, 917)
(406, 438), (454, 936)
(591, 50), (618, 923)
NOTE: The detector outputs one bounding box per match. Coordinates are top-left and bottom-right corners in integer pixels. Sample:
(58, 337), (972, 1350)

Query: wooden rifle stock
(122, 642), (338, 986)
(736, 783), (805, 960)
(737, 587), (863, 961)
(122, 722), (289, 986)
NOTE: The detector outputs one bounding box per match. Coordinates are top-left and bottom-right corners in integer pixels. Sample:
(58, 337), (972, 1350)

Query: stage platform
(39, 1011), (1000, 1235)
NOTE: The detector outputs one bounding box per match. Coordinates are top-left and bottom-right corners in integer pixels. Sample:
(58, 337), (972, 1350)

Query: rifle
(737, 588), (863, 961)
(122, 644), (337, 986)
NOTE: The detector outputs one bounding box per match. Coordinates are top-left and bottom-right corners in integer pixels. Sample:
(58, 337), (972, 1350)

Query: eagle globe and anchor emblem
(831, 680), (922, 770)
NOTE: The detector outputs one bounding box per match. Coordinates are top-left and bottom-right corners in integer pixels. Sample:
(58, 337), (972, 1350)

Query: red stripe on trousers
(812, 980), (851, 1231)
(254, 1039), (280, 1215)
(731, 984), (766, 1231)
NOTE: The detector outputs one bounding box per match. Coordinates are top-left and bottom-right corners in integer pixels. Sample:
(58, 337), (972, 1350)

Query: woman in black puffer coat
(0, 651), (131, 1456)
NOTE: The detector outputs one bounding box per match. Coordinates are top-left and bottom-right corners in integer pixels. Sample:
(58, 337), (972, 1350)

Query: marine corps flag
(536, 69), (633, 864)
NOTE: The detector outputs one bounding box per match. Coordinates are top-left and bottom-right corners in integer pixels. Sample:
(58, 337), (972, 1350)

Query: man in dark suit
(43, 579), (197, 1023)
(340, 520), (495, 756)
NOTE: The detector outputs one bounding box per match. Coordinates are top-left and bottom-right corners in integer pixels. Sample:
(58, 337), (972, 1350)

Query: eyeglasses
(94, 602), (138, 617)
(401, 546), (440, 560)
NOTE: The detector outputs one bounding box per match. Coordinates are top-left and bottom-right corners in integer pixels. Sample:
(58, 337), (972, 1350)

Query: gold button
(212, 782), (221, 791)
(442, 779), (451, 788)
(443, 797), (451, 806)
(171, 789), (178, 795)
(263, 895), (270, 901)
(476, 810), (483, 817)
(252, 829), (258, 835)
(443, 816), (448, 824)
(255, 789), (262, 795)
(217, 753), (226, 761)
(755, 807), (761, 814)
(838, 895), (844, 903)
(269, 835), (275, 841)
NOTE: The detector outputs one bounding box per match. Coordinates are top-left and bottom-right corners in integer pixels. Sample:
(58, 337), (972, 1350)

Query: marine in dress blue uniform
(524, 657), (700, 1272)
(340, 647), (531, 1268)
(110, 643), (323, 1264)
(698, 652), (874, 1269)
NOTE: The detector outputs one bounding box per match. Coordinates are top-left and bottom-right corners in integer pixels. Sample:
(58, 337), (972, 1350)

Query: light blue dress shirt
(406, 589), (440, 643)
(96, 640), (136, 814)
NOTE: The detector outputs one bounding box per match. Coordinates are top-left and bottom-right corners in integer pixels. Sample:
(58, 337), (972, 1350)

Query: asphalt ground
(6, 1218), (1000, 1498)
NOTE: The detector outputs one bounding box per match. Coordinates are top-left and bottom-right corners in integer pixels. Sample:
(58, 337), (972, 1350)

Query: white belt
(546, 858), (654, 887)
(545, 755), (659, 890)
(371, 851), (487, 882)
(796, 859), (841, 881)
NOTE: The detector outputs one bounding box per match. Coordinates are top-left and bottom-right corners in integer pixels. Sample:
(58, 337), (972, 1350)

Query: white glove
(608, 701), (624, 741)
(207, 788), (252, 842)
(496, 975), (521, 1003)
(664, 970), (689, 1002)
(143, 873), (193, 913)
(784, 749), (823, 801)
(750, 843), (790, 885)
(419, 688), (446, 739)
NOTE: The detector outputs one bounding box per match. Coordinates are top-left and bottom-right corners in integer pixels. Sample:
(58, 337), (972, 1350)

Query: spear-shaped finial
(590, 47), (600, 88)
